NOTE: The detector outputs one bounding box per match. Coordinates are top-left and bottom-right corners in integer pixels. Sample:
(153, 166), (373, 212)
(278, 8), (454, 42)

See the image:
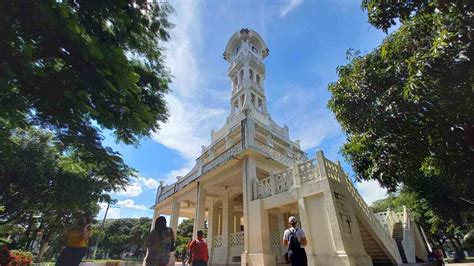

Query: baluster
(269, 171), (276, 195)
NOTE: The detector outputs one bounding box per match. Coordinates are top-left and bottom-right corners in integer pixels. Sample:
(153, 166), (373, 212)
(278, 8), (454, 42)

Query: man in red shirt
(187, 230), (209, 266)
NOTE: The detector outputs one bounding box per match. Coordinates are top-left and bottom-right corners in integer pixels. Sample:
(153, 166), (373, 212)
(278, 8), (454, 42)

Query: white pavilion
(151, 29), (429, 266)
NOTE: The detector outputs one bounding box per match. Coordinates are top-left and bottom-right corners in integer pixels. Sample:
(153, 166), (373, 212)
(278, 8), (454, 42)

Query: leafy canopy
(329, 0), (473, 225)
(0, 0), (173, 184)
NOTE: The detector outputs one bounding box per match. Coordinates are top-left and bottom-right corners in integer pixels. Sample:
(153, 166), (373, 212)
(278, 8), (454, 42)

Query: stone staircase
(393, 222), (408, 263)
(254, 152), (428, 265)
(358, 217), (393, 265)
(339, 165), (403, 265)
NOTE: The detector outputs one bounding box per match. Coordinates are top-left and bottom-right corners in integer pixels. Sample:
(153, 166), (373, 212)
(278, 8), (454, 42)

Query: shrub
(0, 245), (13, 265)
(10, 250), (33, 266)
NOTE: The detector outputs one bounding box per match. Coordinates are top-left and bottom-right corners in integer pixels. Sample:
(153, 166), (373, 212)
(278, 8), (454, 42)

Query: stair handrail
(339, 171), (401, 262)
(385, 208), (398, 237)
(403, 205), (411, 230)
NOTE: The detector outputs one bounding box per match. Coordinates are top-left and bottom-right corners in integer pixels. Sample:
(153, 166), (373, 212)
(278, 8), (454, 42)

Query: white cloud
(356, 180), (388, 205)
(152, 95), (226, 162)
(292, 111), (341, 150)
(144, 178), (159, 189)
(164, 162), (195, 181)
(151, 0), (227, 183)
(117, 199), (147, 210)
(279, 0), (303, 18)
(106, 208), (121, 219)
(98, 202), (121, 219)
(164, 0), (202, 98)
(115, 175), (159, 197)
(116, 181), (143, 197)
(271, 87), (341, 151)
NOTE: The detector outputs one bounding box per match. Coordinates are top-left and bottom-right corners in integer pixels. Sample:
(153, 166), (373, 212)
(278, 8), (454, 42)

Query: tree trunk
(23, 214), (34, 249)
(35, 231), (52, 262)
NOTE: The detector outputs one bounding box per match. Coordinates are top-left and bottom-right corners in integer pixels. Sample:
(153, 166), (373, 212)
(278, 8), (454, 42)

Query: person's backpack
(288, 228), (300, 251)
(286, 228), (300, 263)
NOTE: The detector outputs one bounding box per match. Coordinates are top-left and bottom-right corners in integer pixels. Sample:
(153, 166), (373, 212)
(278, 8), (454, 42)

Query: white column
(222, 191), (234, 264)
(277, 213), (286, 259)
(297, 198), (316, 266)
(170, 197), (180, 233)
(150, 208), (160, 231)
(241, 156), (276, 266)
(193, 182), (207, 238)
(207, 198), (215, 261)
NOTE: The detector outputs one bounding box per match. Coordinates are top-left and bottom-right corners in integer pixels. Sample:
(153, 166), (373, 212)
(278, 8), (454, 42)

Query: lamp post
(92, 199), (117, 259)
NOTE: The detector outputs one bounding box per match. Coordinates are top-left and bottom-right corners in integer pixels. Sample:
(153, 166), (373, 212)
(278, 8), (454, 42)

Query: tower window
(233, 76), (238, 89)
(256, 74), (261, 85)
(240, 69), (244, 82)
(258, 98), (263, 112)
(249, 69), (254, 81)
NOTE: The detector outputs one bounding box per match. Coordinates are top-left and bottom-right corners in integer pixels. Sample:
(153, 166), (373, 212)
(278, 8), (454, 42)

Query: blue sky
(98, 0), (390, 219)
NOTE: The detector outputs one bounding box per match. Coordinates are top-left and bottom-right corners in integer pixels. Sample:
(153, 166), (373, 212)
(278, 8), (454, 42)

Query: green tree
(129, 217), (152, 253)
(175, 219), (193, 258)
(0, 128), (109, 261)
(371, 187), (468, 258)
(0, 0), (173, 185)
(101, 219), (135, 258)
(95, 218), (151, 259)
(328, 0), (473, 226)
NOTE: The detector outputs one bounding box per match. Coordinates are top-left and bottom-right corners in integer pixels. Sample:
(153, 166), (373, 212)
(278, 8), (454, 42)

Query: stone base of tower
(241, 252), (276, 266)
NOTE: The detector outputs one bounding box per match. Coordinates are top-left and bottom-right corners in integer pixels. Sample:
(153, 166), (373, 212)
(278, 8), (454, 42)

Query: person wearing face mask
(187, 230), (209, 266)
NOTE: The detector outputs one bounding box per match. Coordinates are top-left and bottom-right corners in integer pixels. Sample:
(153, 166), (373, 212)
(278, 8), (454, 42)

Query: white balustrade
(254, 142), (294, 166)
(270, 232), (280, 247)
(213, 235), (223, 248)
(274, 168), (293, 193)
(256, 176), (272, 198)
(324, 158), (341, 183)
(202, 142), (243, 174)
(230, 231), (245, 246)
(297, 159), (321, 183)
(341, 173), (401, 260)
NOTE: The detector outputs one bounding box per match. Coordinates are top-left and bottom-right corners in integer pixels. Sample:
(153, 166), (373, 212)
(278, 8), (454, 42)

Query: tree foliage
(371, 187), (437, 232)
(0, 128), (107, 261)
(371, 187), (469, 257)
(0, 0), (173, 185)
(329, 0), (473, 225)
(175, 219), (193, 257)
(92, 218), (151, 259)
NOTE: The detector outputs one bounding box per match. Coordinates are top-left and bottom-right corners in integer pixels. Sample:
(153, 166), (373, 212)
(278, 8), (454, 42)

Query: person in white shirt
(283, 216), (308, 266)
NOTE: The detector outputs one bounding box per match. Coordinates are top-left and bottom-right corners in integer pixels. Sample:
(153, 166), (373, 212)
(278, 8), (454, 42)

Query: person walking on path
(283, 216), (308, 266)
(56, 216), (93, 266)
(144, 216), (175, 266)
(187, 230), (209, 266)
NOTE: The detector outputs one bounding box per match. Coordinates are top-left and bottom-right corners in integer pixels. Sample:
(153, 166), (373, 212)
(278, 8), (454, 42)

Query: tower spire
(223, 29), (270, 122)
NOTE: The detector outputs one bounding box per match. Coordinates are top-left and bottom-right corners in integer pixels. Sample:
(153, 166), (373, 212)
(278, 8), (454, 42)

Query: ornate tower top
(208, 29), (302, 157)
(223, 29), (271, 124)
(223, 28), (269, 62)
